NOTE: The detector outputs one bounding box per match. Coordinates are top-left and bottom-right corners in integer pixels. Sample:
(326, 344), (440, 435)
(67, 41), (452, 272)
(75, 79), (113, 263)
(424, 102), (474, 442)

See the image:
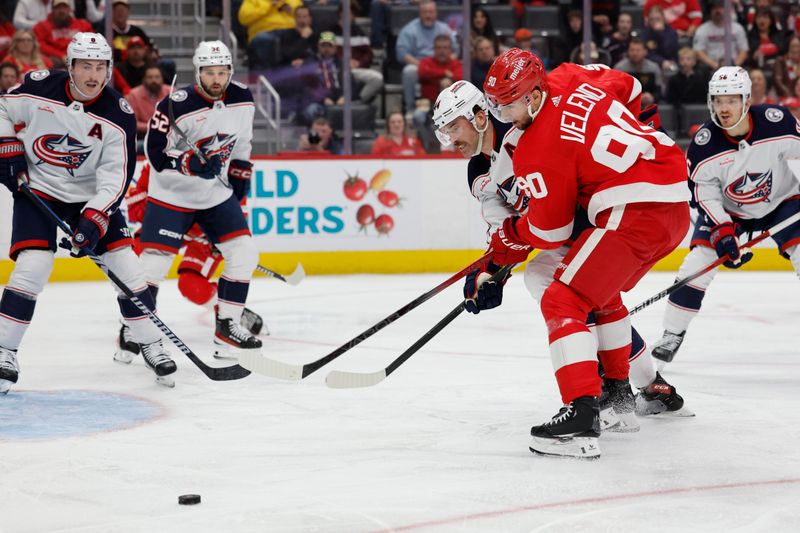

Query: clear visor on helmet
(435, 119), (469, 146)
(486, 96), (528, 124)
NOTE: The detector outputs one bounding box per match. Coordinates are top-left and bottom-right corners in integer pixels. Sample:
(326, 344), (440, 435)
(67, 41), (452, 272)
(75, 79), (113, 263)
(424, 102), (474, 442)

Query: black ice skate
(214, 315), (263, 359)
(141, 340), (177, 387)
(651, 330), (685, 370)
(114, 323), (140, 364)
(530, 396), (601, 459)
(635, 372), (695, 417)
(241, 307), (268, 336)
(0, 346), (19, 394)
(599, 378), (640, 433)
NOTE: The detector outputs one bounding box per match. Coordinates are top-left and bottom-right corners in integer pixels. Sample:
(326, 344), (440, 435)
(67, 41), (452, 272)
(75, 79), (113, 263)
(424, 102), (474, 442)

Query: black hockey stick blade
(256, 263), (305, 286)
(325, 264), (514, 389)
(629, 209), (800, 316)
(21, 185), (250, 381)
(238, 252), (493, 380)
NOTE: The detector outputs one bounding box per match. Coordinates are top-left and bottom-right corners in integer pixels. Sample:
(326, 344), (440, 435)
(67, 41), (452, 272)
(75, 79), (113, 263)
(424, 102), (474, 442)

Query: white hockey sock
(628, 344), (656, 389)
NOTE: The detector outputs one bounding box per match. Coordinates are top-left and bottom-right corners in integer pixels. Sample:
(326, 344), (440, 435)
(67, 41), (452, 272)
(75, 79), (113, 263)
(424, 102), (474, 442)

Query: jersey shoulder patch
(170, 89), (188, 102)
(119, 98), (134, 114)
(29, 69), (50, 81)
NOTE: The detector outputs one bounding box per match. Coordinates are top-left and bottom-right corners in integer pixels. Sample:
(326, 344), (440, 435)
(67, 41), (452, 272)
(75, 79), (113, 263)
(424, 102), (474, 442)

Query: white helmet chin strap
(526, 90), (547, 123)
(712, 100), (750, 132)
(68, 67), (108, 101)
(471, 116), (489, 157)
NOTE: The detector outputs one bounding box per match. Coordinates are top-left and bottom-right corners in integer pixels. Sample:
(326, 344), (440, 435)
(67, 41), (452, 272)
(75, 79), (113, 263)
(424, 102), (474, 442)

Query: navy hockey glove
(0, 137), (28, 193)
(228, 159), (253, 200)
(178, 150), (222, 180)
(638, 103), (664, 133)
(489, 216), (533, 266)
(464, 262), (508, 314)
(709, 222), (752, 269)
(59, 208), (109, 257)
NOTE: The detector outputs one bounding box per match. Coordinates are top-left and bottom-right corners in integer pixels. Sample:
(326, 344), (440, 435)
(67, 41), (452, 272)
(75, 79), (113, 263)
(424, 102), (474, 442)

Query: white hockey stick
(256, 263), (305, 286)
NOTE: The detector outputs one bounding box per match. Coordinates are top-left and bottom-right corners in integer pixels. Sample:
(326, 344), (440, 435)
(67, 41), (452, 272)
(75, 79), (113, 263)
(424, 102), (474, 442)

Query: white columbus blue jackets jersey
(145, 81), (255, 210)
(467, 117), (526, 243)
(687, 104), (800, 225)
(0, 69), (136, 214)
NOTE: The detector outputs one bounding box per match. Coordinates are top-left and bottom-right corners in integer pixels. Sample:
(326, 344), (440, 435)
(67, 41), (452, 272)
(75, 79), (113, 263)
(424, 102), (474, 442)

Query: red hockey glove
(489, 216), (533, 266)
(709, 222), (752, 269)
(228, 159), (253, 201)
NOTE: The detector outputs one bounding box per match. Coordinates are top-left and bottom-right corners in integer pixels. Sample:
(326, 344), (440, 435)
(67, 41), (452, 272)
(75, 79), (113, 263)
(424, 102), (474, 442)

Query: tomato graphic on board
(375, 214), (394, 235)
(377, 190), (400, 208)
(343, 173), (368, 201)
(356, 204), (376, 232)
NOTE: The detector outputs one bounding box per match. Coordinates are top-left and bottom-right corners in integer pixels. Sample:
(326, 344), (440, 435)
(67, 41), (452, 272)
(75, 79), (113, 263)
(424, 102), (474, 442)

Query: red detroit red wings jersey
(510, 64), (691, 249)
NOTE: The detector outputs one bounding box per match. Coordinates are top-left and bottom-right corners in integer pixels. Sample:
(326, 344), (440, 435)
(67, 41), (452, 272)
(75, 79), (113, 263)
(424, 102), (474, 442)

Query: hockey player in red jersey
(432, 81), (691, 435)
(483, 49), (691, 458)
(118, 163), (265, 365)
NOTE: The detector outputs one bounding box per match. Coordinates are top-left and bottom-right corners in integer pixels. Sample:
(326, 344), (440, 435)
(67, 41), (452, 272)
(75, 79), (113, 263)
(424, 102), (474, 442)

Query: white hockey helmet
(432, 80), (489, 150)
(66, 32), (113, 89)
(707, 66), (752, 130)
(192, 40), (233, 90)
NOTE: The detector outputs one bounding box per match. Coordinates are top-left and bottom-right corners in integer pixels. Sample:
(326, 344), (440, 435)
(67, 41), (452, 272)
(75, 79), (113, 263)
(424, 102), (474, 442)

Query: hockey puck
(178, 494), (201, 505)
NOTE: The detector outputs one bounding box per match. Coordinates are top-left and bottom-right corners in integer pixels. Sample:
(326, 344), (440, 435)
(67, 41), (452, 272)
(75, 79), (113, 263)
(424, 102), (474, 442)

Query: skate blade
(113, 349), (136, 364)
(606, 412), (640, 433)
(155, 375), (175, 388)
(529, 436), (601, 459)
(659, 406), (695, 417)
(0, 379), (12, 394)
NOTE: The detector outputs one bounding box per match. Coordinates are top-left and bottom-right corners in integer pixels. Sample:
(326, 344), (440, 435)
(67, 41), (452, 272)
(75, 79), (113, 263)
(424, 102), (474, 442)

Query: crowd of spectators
(3, 1), (800, 156)
(0, 0), (177, 151)
(235, 0), (798, 154)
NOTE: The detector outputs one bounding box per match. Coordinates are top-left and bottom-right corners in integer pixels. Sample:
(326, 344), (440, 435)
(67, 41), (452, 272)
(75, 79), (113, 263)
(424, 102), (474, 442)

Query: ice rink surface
(1, 270), (799, 532)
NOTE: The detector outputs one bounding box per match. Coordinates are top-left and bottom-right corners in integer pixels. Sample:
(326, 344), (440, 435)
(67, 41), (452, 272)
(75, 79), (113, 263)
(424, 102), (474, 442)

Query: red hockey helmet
(484, 48), (548, 105)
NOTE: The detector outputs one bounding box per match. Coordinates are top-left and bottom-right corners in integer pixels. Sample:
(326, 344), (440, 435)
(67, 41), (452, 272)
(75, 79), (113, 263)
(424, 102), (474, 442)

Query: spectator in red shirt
(747, 6), (787, 70)
(418, 34), (463, 104)
(371, 111), (426, 157)
(644, 0), (702, 39)
(4, 29), (53, 75)
(33, 0), (92, 65)
(125, 64), (169, 140)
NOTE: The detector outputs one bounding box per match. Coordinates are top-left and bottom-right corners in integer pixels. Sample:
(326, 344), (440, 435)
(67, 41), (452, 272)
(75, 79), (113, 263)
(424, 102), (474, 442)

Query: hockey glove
(178, 150), (222, 180)
(464, 261), (509, 314)
(59, 208), (109, 257)
(228, 159), (253, 200)
(709, 222), (752, 269)
(0, 137), (28, 193)
(638, 103), (663, 133)
(489, 216), (533, 266)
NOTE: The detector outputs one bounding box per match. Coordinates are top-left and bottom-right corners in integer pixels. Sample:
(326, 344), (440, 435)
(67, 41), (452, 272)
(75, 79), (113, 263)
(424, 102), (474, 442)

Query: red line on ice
(373, 478), (800, 532)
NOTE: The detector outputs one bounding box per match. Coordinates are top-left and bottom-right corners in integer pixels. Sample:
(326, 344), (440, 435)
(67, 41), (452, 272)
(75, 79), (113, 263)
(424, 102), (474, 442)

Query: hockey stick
(629, 209), (800, 316)
(256, 263), (305, 286)
(21, 184), (250, 381)
(238, 252), (494, 380)
(325, 265), (515, 389)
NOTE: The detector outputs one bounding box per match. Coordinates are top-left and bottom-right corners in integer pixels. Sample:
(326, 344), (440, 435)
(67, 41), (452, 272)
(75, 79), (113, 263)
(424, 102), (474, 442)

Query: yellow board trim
(0, 247), (793, 284)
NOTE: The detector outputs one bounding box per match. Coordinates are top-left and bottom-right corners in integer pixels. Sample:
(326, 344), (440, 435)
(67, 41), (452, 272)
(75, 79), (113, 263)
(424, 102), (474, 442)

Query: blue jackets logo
(725, 169), (773, 206)
(32, 133), (92, 175)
